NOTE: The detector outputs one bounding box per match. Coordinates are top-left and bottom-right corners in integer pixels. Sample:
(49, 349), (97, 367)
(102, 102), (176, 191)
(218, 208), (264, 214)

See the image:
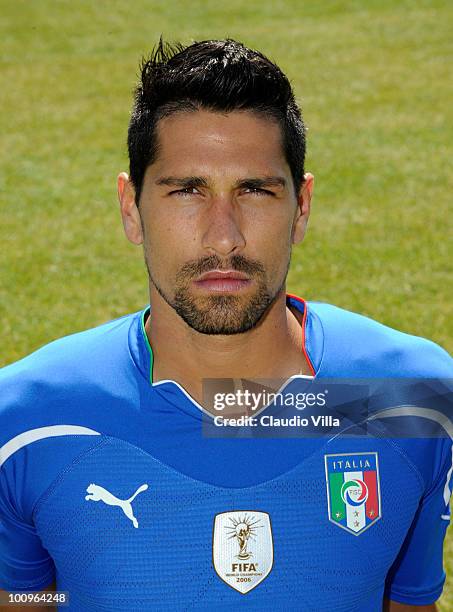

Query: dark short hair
(128, 37), (306, 204)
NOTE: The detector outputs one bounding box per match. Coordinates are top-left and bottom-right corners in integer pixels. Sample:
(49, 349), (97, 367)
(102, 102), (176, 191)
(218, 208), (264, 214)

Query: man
(0, 38), (452, 611)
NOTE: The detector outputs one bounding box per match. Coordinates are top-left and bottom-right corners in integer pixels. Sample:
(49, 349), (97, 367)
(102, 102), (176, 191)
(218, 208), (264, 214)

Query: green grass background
(1, 0), (452, 607)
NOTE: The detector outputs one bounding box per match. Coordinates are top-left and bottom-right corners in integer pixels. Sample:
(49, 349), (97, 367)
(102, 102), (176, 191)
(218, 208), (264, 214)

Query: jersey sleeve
(0, 509), (56, 592)
(384, 436), (453, 605)
(0, 363), (56, 592)
(0, 459), (56, 591)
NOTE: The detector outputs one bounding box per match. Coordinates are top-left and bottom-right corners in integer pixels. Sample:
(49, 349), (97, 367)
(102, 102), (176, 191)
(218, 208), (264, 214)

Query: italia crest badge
(324, 452), (381, 535)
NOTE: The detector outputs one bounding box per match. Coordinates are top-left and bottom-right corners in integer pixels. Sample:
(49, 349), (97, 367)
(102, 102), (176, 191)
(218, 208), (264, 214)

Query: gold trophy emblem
(235, 522), (252, 559)
(225, 514), (262, 560)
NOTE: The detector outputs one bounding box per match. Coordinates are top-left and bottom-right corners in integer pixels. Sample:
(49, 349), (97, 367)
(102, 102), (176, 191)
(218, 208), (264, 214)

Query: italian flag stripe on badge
(329, 472), (345, 524)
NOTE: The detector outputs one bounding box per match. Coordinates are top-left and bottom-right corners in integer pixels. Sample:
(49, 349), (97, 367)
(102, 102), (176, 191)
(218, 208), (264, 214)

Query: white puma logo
(85, 483), (149, 528)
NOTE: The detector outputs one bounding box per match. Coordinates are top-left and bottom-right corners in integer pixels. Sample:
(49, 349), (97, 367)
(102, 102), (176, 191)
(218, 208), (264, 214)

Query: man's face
(120, 109), (312, 334)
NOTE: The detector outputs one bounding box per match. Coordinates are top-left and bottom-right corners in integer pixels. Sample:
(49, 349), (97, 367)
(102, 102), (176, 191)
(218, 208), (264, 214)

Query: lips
(197, 270), (249, 281)
(193, 269), (252, 293)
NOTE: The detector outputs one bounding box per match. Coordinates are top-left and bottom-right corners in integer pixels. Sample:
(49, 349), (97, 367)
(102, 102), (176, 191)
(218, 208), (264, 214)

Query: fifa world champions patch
(324, 452), (381, 535)
(212, 511), (274, 594)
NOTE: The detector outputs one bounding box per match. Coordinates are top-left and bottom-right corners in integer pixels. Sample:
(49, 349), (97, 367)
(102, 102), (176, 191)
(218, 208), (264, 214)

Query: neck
(145, 287), (313, 403)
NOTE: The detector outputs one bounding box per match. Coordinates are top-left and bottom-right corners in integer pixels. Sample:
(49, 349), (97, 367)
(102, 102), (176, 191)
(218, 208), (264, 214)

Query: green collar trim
(141, 307), (154, 384)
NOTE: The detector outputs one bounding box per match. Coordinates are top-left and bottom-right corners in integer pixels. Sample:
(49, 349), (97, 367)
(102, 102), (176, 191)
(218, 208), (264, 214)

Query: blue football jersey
(0, 295), (452, 611)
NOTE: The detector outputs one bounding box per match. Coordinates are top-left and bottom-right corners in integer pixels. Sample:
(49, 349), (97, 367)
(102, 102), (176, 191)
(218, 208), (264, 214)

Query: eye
(243, 187), (275, 196)
(169, 187), (200, 197)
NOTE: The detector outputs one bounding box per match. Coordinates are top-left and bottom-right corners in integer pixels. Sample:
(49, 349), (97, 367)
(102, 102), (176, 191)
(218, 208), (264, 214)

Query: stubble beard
(145, 253), (290, 335)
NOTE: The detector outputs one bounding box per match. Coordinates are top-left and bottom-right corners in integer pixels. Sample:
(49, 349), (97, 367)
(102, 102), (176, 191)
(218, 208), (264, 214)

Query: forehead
(150, 109), (289, 178)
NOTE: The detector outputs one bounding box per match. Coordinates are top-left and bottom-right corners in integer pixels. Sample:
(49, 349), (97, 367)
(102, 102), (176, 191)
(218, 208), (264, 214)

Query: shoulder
(0, 310), (138, 386)
(0, 310), (141, 445)
(307, 300), (452, 377)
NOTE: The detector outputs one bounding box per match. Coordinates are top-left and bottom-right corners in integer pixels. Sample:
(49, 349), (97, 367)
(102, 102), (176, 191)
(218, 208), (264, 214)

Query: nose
(201, 196), (246, 257)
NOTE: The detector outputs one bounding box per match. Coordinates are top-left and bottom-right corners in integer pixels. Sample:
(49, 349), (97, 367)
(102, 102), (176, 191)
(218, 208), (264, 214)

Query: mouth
(193, 269), (252, 293)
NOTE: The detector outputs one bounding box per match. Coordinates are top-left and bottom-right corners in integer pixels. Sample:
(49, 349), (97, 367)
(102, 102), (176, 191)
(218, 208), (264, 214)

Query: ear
(291, 172), (314, 245)
(117, 172), (143, 245)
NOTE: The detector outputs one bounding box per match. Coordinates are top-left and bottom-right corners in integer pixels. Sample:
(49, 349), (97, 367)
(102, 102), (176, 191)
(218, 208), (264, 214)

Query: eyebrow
(236, 177), (286, 190)
(155, 176), (287, 190)
(155, 176), (209, 189)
